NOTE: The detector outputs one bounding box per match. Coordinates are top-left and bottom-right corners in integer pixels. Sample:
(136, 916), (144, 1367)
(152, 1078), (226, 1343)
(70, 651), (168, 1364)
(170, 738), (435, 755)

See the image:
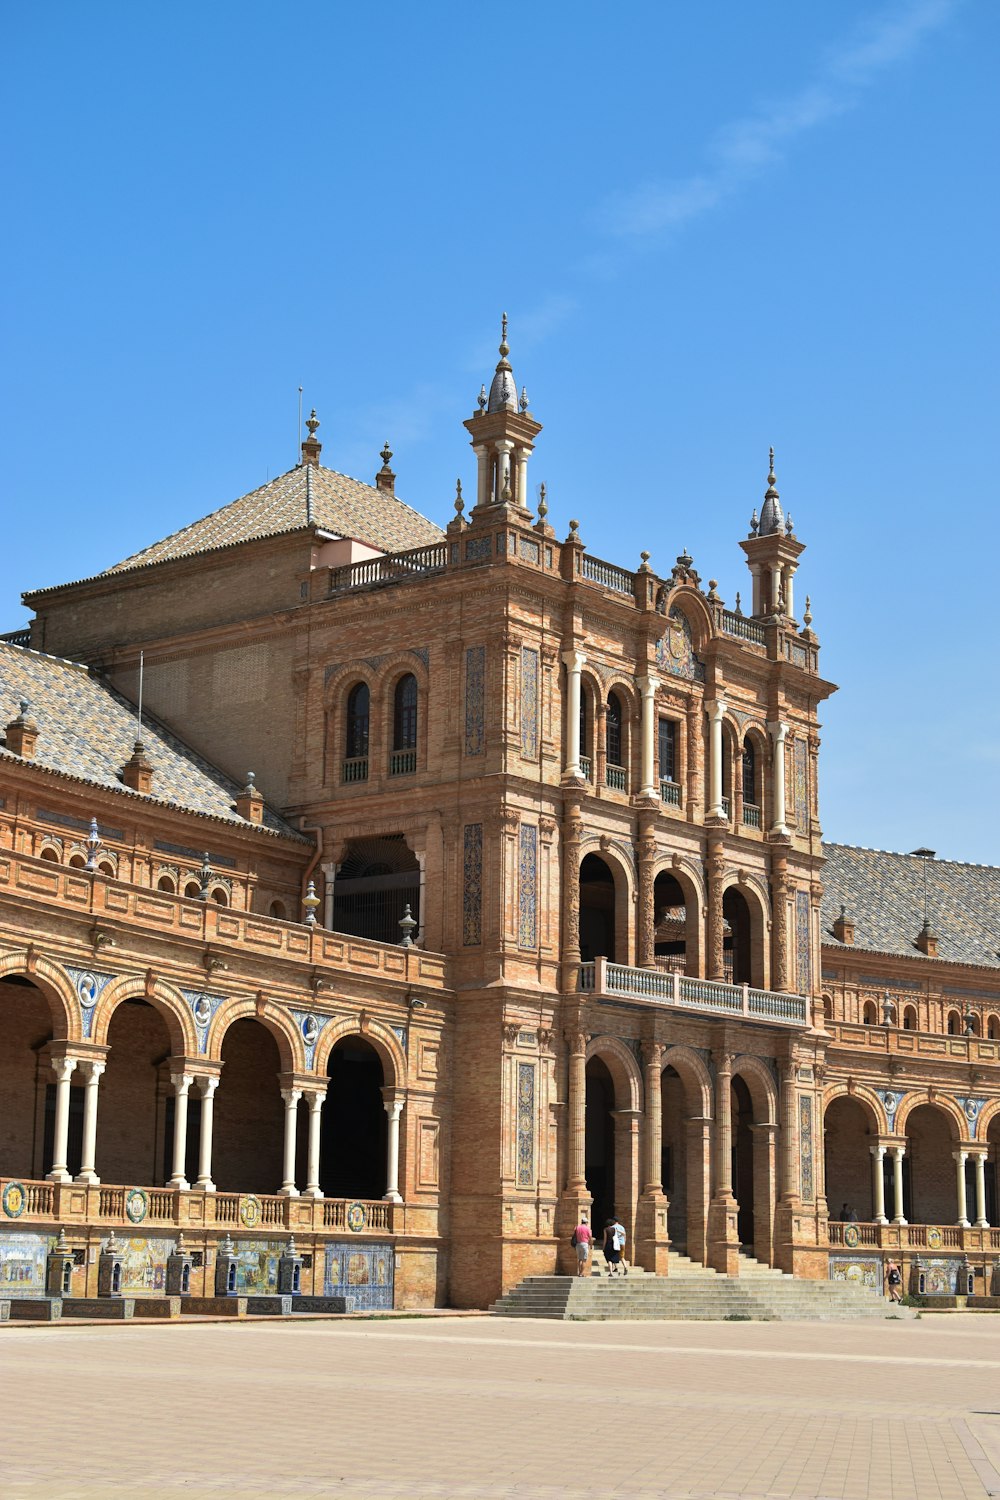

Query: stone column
(168, 1072), (193, 1190)
(516, 449), (529, 510)
(474, 444), (489, 507)
(891, 1145), (907, 1225)
(749, 561), (762, 616)
(384, 1097), (404, 1203)
(566, 1031), (588, 1191)
(771, 852), (789, 994)
(595, 701), (608, 787)
(75, 1060), (106, 1185)
(637, 820), (657, 969)
(783, 565), (796, 622)
(768, 721), (789, 835)
(642, 1042), (664, 1195)
(871, 1143), (888, 1224)
(46, 1055), (76, 1184)
(279, 1087), (302, 1196)
(304, 1089), (325, 1198)
(195, 1077), (218, 1192)
(706, 699), (726, 818)
(973, 1151), (988, 1229)
(637, 674), (660, 798)
(954, 1149), (970, 1228)
(708, 1049), (739, 1274)
(779, 1062), (799, 1206)
(560, 798), (584, 981)
(706, 835), (725, 982)
(561, 649), (586, 779)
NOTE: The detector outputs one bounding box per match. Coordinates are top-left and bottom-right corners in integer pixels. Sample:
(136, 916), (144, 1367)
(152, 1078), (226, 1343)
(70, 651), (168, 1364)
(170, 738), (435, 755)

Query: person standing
(886, 1259), (902, 1303)
(603, 1217), (628, 1277)
(570, 1213), (593, 1276)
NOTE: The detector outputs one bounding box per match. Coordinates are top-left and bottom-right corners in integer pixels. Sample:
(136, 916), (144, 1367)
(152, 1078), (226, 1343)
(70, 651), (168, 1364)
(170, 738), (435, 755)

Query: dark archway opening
(580, 854), (616, 963)
(321, 1038), (386, 1199)
(97, 999), (173, 1186)
(661, 1065), (688, 1249)
(653, 871), (687, 974)
(213, 1020), (283, 1194)
(731, 1075), (755, 1247)
(332, 836), (420, 945)
(823, 1096), (877, 1222)
(585, 1056), (615, 1232)
(722, 887), (752, 985)
(1, 977), (59, 1180)
(906, 1105), (956, 1225)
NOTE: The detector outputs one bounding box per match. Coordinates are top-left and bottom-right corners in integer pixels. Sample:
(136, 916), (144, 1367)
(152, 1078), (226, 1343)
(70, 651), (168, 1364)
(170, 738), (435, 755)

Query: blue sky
(2, 1), (997, 863)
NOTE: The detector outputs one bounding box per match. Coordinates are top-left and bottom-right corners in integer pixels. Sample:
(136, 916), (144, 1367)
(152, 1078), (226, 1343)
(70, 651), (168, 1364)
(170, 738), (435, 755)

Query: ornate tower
(739, 449), (805, 621)
(463, 314), (542, 520)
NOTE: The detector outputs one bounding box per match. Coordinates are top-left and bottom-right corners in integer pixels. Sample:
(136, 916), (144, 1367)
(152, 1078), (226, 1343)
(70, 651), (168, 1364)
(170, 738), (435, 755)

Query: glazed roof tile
(0, 643), (303, 840)
(104, 461), (444, 575)
(821, 842), (1000, 970)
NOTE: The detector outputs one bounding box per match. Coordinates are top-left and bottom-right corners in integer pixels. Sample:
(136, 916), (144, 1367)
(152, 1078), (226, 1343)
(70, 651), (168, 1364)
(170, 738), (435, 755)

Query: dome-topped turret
(759, 447), (785, 536)
(487, 313), (518, 413)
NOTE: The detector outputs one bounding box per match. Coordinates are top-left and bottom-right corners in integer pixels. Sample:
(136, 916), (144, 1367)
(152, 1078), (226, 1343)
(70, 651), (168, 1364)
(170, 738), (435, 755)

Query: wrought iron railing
(743, 803), (762, 829)
(660, 779), (681, 807)
(389, 749), (416, 776)
(581, 554), (635, 596)
(606, 764), (627, 792)
(330, 543), (449, 594)
(579, 756), (592, 781)
(342, 756), (369, 784)
(719, 610), (766, 645)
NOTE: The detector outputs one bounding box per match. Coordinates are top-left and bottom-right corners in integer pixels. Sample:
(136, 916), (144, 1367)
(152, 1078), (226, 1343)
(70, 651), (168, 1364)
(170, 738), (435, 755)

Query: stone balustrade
(579, 957), (809, 1026)
(828, 1219), (1000, 1253)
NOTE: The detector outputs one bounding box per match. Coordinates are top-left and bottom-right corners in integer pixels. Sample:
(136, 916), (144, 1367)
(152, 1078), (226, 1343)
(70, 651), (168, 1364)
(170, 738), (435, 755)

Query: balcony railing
(342, 756), (369, 783)
(660, 779), (681, 807)
(828, 1221), (1000, 1253)
(721, 796), (730, 818)
(719, 610), (766, 646)
(389, 749), (416, 776)
(578, 958), (809, 1026)
(579, 756), (592, 781)
(1, 627), (32, 647)
(330, 543), (449, 594)
(606, 764), (627, 792)
(743, 803), (762, 829)
(581, 554), (635, 596)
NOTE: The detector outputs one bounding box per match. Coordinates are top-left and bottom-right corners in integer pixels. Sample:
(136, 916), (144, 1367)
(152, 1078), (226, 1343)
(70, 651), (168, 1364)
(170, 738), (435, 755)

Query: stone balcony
(579, 957), (810, 1027)
(828, 1219), (1000, 1255)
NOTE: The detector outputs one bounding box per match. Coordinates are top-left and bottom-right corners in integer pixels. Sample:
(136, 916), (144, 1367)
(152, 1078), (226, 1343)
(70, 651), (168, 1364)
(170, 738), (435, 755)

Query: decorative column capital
(641, 1040), (664, 1070)
(952, 1149), (969, 1163)
(170, 1071), (193, 1096)
(637, 673), (660, 698)
(767, 719), (788, 746)
(383, 1098), (405, 1123)
(50, 1055), (77, 1083)
(280, 1087), (303, 1108)
(706, 698), (727, 723)
(198, 1075), (219, 1099)
(565, 1029), (590, 1056)
(561, 646), (587, 670)
(79, 1059), (106, 1083)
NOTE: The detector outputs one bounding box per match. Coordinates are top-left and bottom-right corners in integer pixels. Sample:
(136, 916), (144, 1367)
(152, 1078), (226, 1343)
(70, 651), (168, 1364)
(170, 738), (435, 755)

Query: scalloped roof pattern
(0, 643), (303, 839)
(104, 461), (444, 575)
(821, 842), (1000, 970)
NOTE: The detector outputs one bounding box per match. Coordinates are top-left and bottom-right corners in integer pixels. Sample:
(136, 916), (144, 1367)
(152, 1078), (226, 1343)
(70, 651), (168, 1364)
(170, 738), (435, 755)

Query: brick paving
(2, 1314), (999, 1498)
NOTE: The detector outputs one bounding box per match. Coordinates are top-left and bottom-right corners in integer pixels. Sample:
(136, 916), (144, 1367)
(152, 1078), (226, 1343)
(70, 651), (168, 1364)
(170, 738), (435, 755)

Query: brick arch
(208, 995), (299, 1072)
(720, 869), (770, 923)
(731, 1054), (778, 1125)
(586, 1034), (643, 1113)
(371, 651), (431, 698)
(662, 587), (714, 652)
(821, 1081), (887, 1136)
(92, 973), (196, 1055)
(579, 839), (635, 902)
(895, 1091), (967, 1141)
(650, 859), (704, 978)
(0, 949), (77, 1041)
(660, 1044), (712, 1118)
(314, 1014), (407, 1089)
(322, 660), (378, 709)
(653, 853), (705, 907)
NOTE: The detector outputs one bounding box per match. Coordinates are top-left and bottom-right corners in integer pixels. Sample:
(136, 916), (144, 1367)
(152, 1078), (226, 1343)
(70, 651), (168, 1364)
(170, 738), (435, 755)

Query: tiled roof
(0, 643), (304, 840)
(821, 842), (1000, 971)
(103, 462), (444, 575)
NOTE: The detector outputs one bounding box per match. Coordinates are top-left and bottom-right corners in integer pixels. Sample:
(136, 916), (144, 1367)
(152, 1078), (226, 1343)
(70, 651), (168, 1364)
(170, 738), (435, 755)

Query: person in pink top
(571, 1213), (593, 1275)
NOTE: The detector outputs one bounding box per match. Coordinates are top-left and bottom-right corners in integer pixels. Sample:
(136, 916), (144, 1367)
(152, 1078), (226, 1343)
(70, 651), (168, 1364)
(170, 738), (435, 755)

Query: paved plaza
(2, 1314), (999, 1499)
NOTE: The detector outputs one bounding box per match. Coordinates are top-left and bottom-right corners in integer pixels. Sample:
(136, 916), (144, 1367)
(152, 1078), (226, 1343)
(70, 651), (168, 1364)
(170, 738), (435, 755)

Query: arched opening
(210, 887), (228, 907)
(947, 1010), (961, 1035)
(731, 1075), (755, 1247)
(269, 900), (287, 921)
(741, 740), (757, 812)
(862, 1000), (878, 1025)
(331, 835), (420, 944)
(0, 976), (60, 1179)
(321, 1037), (386, 1199)
(822, 996), (833, 1022)
(68, 853), (86, 869)
(824, 1096), (879, 1222)
(345, 681), (370, 780)
(97, 1000), (174, 1185)
(988, 1015), (1000, 1041)
(391, 673), (418, 774)
(905, 1104), (958, 1224)
(653, 871), (693, 975)
(987, 1115), (1000, 1226)
(183, 880), (201, 899)
(585, 1056), (616, 1232)
(579, 683), (593, 780)
(722, 887), (753, 985)
(96, 861), (115, 878)
(213, 1019), (283, 1194)
(903, 1005), (917, 1030)
(966, 1012), (982, 1037)
(579, 854), (617, 963)
(605, 691), (626, 790)
(39, 846), (59, 862)
(157, 875), (176, 893)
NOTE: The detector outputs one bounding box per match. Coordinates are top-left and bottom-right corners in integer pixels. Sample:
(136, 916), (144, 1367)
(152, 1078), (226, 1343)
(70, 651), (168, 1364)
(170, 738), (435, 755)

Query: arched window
(97, 861), (115, 877)
(902, 1005), (917, 1030)
(606, 692), (623, 768)
(947, 1010), (961, 1036)
(157, 875), (176, 893)
(183, 880), (201, 899)
(40, 846), (59, 862)
(862, 1000), (877, 1025)
(988, 1015), (1000, 1041)
(269, 900), (287, 921)
(823, 996), (833, 1022)
(344, 682), (370, 780)
(579, 690), (590, 777)
(742, 741), (756, 807)
(68, 853), (86, 869)
(211, 888), (228, 907)
(391, 674), (418, 775)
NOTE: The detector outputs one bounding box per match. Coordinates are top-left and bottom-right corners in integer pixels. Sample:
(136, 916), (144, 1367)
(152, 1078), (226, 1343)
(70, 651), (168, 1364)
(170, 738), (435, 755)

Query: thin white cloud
(602, 0), (961, 242)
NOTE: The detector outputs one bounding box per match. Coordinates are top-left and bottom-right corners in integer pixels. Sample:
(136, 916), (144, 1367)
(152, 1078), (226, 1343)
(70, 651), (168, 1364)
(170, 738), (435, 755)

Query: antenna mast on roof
(137, 650), (144, 741)
(297, 386), (303, 465)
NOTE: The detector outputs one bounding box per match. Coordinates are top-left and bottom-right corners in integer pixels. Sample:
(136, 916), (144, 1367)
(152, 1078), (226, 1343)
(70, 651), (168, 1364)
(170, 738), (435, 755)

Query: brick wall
(97, 1001), (174, 1185)
(0, 980), (53, 1177)
(212, 1019), (284, 1193)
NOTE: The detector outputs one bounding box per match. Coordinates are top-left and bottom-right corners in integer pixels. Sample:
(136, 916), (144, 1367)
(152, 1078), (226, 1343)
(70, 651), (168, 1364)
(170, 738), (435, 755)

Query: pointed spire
(487, 311), (518, 412)
(759, 446), (785, 535)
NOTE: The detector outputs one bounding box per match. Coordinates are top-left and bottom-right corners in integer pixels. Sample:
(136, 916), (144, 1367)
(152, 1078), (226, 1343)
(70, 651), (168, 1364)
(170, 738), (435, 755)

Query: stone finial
(707, 579), (719, 601)
(5, 697), (38, 758)
(537, 482), (547, 520)
(375, 439), (396, 494)
(803, 596), (813, 627)
(398, 903), (417, 947)
(759, 447), (785, 535)
(235, 770), (264, 824)
(749, 508), (759, 537)
(734, 591), (743, 615)
(519, 386), (529, 413)
(303, 879), (320, 925)
(121, 738), (154, 794)
(198, 853), (213, 900)
(566, 519), (582, 545)
(499, 311), (509, 357)
(301, 408), (322, 467)
(477, 383), (487, 412)
(639, 550), (652, 573)
(454, 478), (464, 516)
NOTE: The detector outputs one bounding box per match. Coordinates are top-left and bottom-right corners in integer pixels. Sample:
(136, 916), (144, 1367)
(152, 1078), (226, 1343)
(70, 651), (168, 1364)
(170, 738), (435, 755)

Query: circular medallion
(301, 1014), (319, 1047)
(239, 1194), (262, 1230)
(843, 1223), (860, 1249)
(124, 1187), (148, 1224)
(927, 1225), (943, 1250)
(2, 1181), (26, 1219)
(76, 972), (99, 1007)
(346, 1201), (367, 1234)
(192, 995), (212, 1027)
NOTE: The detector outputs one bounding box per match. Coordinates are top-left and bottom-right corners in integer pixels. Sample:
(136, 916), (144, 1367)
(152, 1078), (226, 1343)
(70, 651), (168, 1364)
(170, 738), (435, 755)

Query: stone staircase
(490, 1250), (913, 1322)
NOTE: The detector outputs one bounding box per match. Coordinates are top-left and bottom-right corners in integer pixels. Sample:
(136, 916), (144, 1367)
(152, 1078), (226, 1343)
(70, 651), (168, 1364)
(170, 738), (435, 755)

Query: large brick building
(1, 321), (997, 1309)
